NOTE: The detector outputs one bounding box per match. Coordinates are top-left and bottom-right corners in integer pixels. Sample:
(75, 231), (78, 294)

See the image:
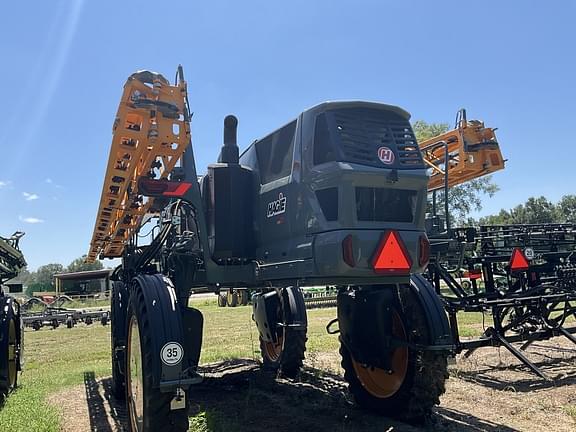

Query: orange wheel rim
(351, 311), (408, 398)
(264, 335), (284, 362)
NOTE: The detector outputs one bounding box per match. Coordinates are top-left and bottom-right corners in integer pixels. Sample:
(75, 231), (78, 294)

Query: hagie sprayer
(0, 232), (25, 402)
(87, 66), (507, 431)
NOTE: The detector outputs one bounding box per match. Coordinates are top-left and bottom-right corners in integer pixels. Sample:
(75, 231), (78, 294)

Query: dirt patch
(439, 337), (576, 432)
(49, 337), (576, 432)
(48, 371), (127, 432)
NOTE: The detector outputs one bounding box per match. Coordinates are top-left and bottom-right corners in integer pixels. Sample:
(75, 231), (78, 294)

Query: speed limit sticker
(161, 342), (184, 366)
(524, 247), (535, 260)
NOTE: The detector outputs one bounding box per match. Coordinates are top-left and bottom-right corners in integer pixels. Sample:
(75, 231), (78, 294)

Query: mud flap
(337, 288), (396, 370)
(253, 290), (281, 343)
(133, 274), (203, 392)
(410, 274), (453, 347)
(253, 287), (307, 343)
(281, 286), (308, 330)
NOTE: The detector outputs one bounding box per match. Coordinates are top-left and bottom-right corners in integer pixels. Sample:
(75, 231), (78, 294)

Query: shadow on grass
(84, 371), (127, 431)
(187, 359), (518, 432)
(82, 360), (520, 432)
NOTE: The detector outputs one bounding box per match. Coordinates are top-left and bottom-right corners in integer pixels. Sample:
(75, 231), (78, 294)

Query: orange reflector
(372, 230), (412, 275)
(509, 248), (529, 272)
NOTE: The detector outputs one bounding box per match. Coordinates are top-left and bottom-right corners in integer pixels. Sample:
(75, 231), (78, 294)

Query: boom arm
(87, 69), (192, 262)
(419, 109), (505, 191)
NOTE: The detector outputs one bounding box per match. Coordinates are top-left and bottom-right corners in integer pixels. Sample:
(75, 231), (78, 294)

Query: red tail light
(468, 269), (483, 280)
(372, 230), (412, 275)
(342, 235), (356, 267)
(138, 177), (192, 197)
(418, 235), (430, 267)
(509, 248), (529, 272)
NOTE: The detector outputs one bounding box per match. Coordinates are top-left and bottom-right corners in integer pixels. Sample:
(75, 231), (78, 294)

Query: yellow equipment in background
(87, 69), (190, 262)
(419, 109), (505, 191)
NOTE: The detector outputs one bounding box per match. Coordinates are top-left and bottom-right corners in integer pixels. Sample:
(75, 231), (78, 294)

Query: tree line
(477, 195), (576, 225)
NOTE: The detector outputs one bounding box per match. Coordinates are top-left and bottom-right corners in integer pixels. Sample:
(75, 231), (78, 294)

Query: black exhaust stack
(218, 115), (239, 164)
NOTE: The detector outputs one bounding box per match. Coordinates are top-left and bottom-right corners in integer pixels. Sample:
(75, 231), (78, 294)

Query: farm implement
(0, 232), (25, 401)
(428, 222), (576, 379)
(21, 296), (110, 331)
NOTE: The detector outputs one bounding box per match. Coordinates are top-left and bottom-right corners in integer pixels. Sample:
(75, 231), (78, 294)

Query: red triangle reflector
(372, 231), (412, 275)
(509, 248), (529, 272)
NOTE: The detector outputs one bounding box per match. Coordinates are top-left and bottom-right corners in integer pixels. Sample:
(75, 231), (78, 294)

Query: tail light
(342, 235), (355, 267)
(418, 235), (430, 267)
(372, 230), (412, 275)
(468, 269), (483, 280)
(138, 177), (192, 197)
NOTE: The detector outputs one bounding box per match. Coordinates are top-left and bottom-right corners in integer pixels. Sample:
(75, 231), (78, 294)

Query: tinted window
(256, 121), (296, 184)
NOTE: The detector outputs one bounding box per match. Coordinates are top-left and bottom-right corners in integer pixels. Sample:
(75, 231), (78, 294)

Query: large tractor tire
(217, 293), (227, 307)
(339, 285), (448, 421)
(258, 287), (307, 379)
(125, 278), (188, 432)
(111, 281), (129, 400)
(226, 290), (238, 307)
(0, 297), (22, 400)
(239, 290), (250, 306)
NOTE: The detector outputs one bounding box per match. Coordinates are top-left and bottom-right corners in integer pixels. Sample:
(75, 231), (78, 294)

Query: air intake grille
(331, 108), (424, 169)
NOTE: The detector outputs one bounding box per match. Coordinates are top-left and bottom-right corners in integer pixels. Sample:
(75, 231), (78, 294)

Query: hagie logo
(267, 193), (287, 218)
(377, 146), (395, 165)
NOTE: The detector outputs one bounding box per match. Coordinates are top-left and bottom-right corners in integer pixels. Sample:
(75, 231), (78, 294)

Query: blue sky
(1, 0), (574, 270)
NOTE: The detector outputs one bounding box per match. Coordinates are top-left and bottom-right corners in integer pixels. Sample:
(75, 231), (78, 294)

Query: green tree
(521, 196), (559, 224)
(479, 195), (568, 225)
(478, 208), (513, 225)
(33, 263), (65, 291)
(67, 255), (104, 273)
(413, 121), (500, 224)
(557, 195), (576, 223)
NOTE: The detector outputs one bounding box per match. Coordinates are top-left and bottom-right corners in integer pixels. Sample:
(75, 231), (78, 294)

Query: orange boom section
(419, 110), (505, 191)
(87, 70), (190, 262)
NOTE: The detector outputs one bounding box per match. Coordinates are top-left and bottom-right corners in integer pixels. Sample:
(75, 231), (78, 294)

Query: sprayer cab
(238, 101), (430, 284)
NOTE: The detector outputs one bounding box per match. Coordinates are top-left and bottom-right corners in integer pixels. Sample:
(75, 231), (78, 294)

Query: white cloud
(45, 178), (53, 184)
(23, 192), (40, 201)
(19, 216), (44, 224)
(0, 180), (12, 188)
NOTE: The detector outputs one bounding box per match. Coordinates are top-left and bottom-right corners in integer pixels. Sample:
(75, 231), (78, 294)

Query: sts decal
(267, 193), (287, 218)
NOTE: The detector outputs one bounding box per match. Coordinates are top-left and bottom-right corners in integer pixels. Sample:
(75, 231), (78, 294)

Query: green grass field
(0, 300), (486, 431)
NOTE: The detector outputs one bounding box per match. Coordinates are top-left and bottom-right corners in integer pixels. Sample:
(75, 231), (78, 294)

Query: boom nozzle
(219, 115), (239, 164)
